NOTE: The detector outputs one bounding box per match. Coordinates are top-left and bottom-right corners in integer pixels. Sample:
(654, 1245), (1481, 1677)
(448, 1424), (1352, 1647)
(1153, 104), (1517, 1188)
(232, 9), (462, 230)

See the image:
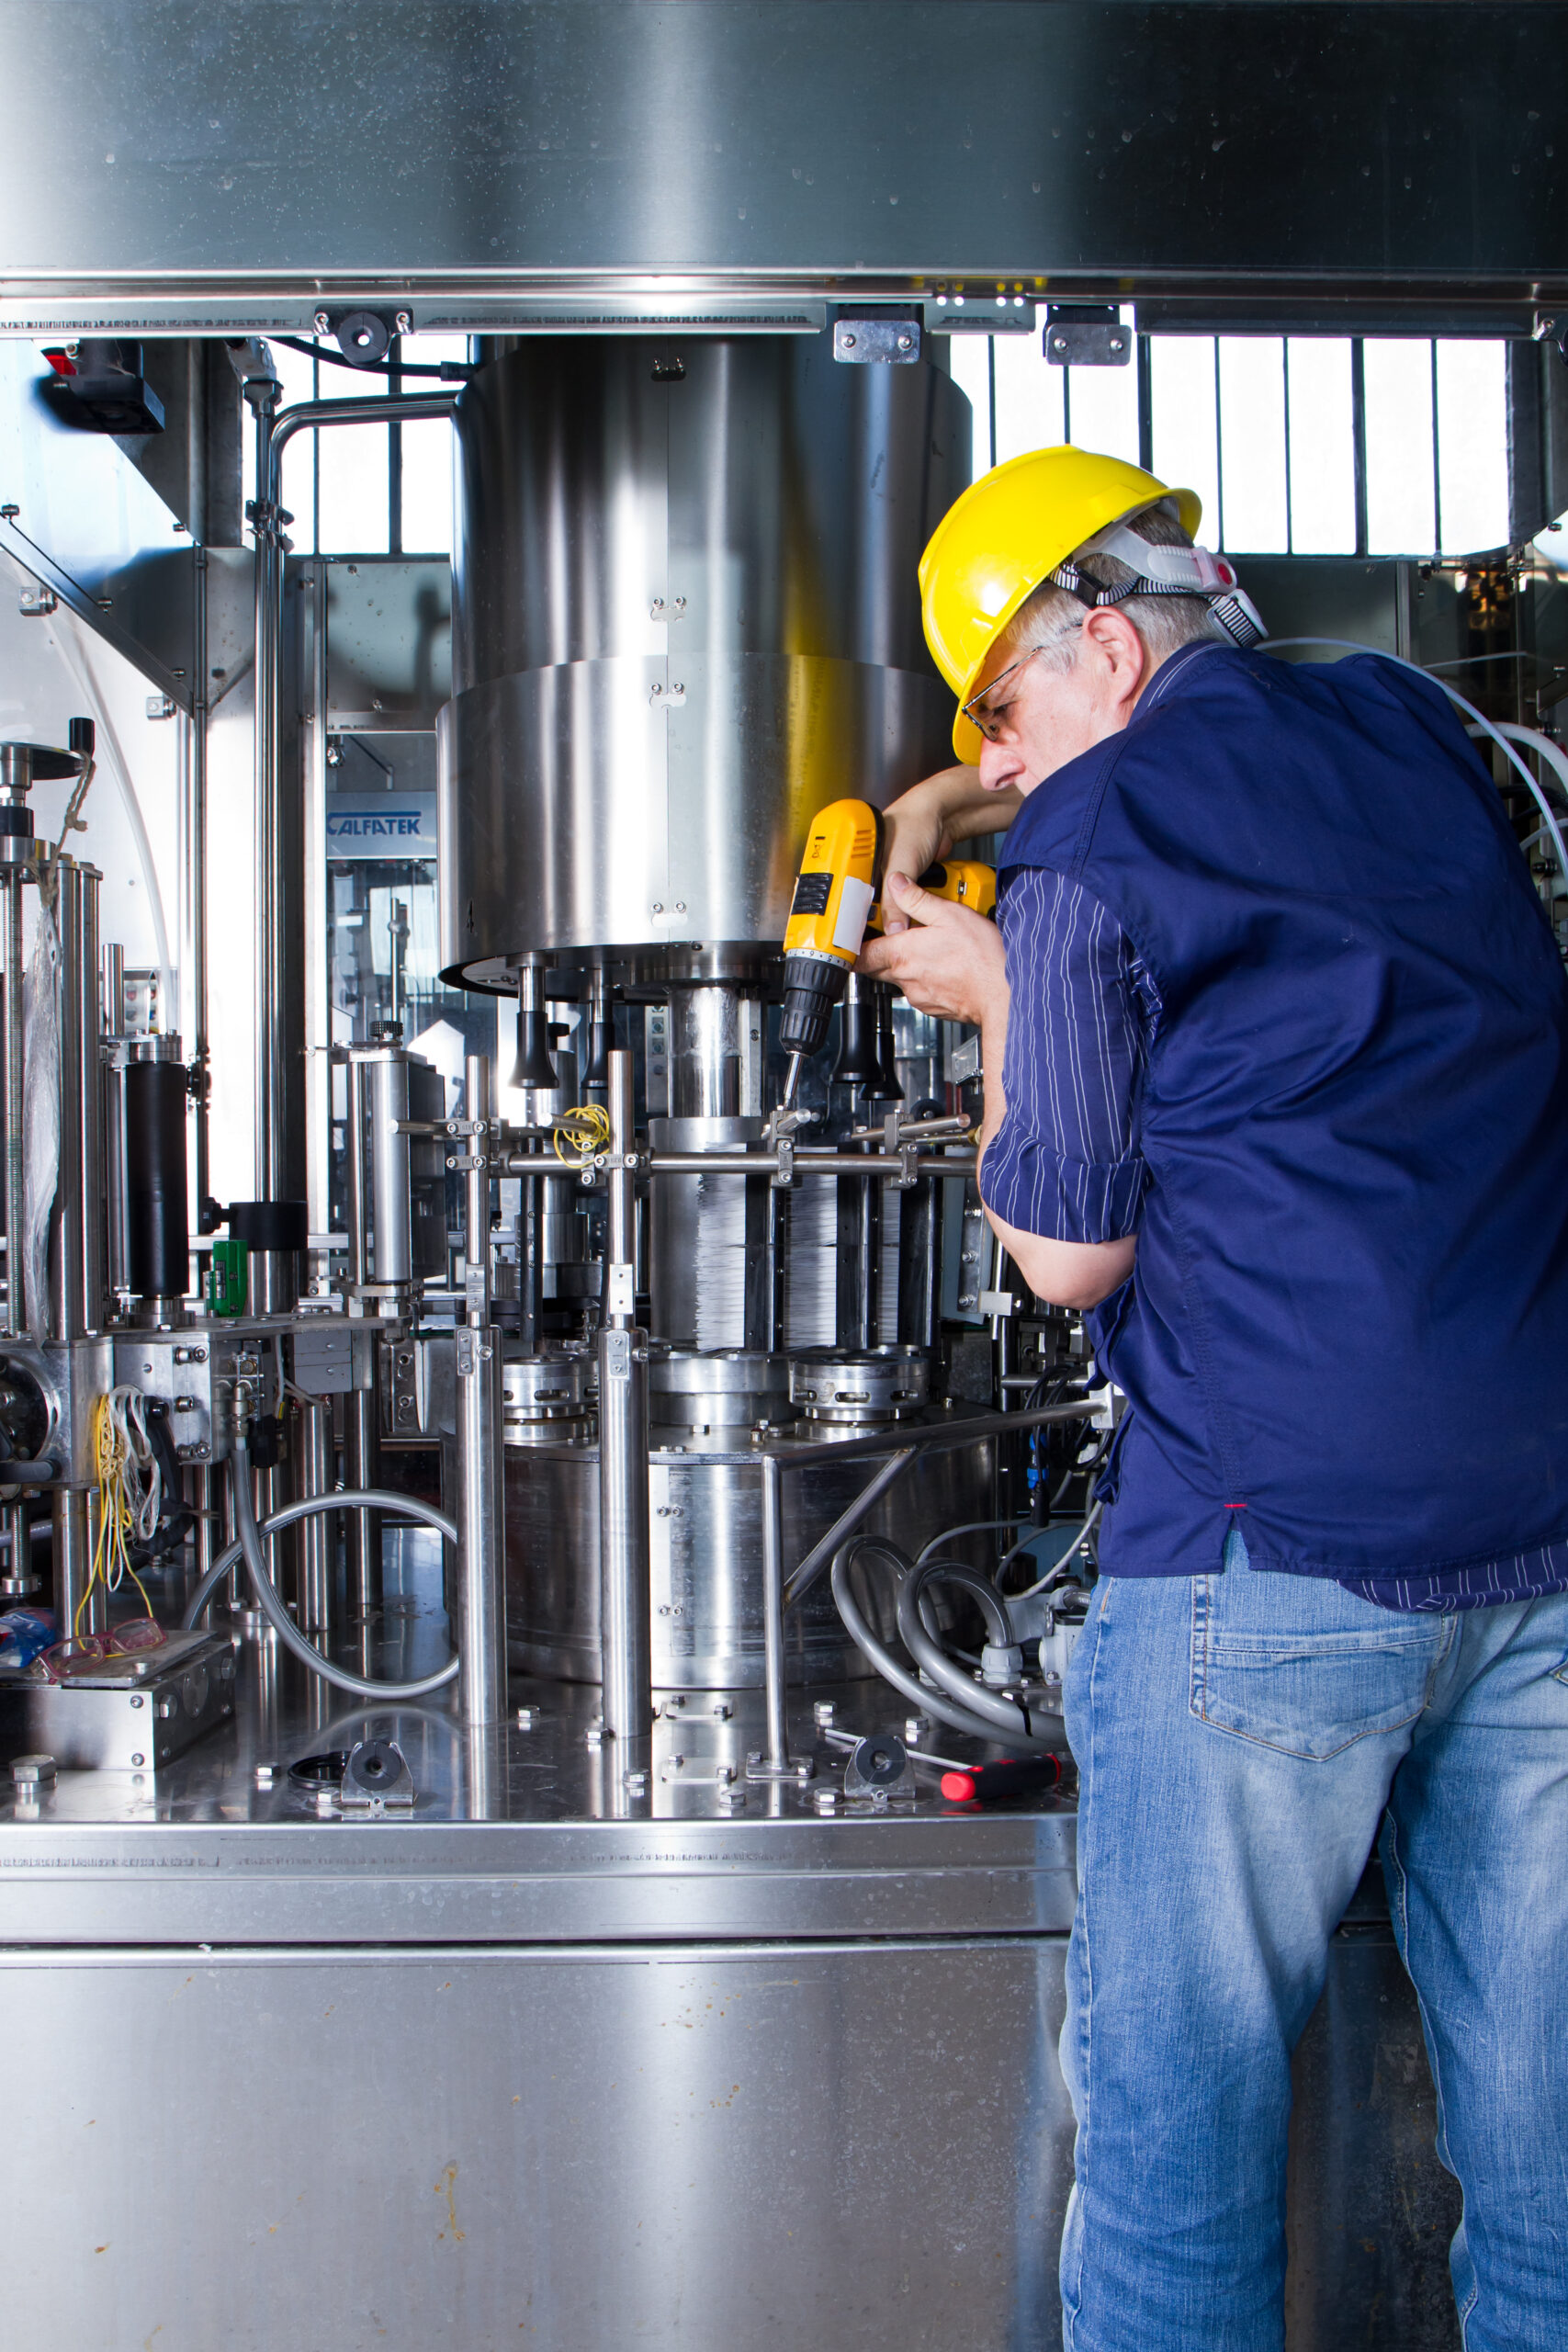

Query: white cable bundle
(20, 898), (61, 1338)
(108, 1386), (163, 1554)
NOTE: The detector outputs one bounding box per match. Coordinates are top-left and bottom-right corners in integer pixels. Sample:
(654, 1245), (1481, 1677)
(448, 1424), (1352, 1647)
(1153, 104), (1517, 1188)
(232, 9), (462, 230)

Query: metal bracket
(337, 1736), (416, 1814)
(842, 1731), (919, 1801)
(1043, 304), (1131, 366)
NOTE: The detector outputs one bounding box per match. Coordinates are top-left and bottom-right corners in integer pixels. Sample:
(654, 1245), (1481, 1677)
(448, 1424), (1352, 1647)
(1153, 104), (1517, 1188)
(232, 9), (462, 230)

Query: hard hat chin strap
(1049, 521), (1269, 650)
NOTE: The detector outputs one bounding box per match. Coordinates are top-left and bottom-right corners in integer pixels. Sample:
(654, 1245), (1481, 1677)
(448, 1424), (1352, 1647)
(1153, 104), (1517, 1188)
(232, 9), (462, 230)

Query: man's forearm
(976, 985), (1137, 1313)
(944, 779), (1023, 846)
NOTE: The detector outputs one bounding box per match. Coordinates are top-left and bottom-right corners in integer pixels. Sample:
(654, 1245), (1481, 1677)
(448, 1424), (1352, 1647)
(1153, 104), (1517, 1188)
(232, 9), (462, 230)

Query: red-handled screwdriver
(940, 1754), (1065, 1804)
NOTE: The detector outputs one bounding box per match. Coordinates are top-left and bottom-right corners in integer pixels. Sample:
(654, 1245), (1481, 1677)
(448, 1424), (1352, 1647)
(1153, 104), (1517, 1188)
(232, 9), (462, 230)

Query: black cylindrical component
(873, 984), (905, 1102)
(124, 1059), (189, 1299)
(228, 1199), (309, 1253)
(229, 1198), (308, 1317)
(512, 964), (558, 1090)
(68, 717), (95, 761)
(831, 973), (882, 1090)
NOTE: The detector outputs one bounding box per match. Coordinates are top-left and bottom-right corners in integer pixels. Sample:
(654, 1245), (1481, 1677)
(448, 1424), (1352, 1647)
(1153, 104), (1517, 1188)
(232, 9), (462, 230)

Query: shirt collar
(1134, 635), (1227, 721)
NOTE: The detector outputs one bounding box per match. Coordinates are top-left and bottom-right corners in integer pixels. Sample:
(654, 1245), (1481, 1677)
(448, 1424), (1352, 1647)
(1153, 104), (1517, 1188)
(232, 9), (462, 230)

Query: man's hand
(879, 767), (1023, 934)
(858, 871), (1008, 1028)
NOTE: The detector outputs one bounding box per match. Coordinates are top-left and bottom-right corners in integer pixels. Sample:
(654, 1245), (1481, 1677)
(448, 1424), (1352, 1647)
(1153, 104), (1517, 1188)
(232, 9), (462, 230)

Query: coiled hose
(182, 1441), (460, 1700)
(829, 1536), (1058, 1752)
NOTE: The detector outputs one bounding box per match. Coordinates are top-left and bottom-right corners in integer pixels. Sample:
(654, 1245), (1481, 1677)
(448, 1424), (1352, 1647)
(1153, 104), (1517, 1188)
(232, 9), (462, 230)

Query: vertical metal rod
(345, 1053), (370, 1287)
(187, 1464), (215, 1603)
(343, 1051), (376, 1606)
(344, 1385), (378, 1618)
(761, 1451), (791, 1770)
(75, 866), (104, 1329)
(457, 1053), (505, 1724)
(250, 379), (282, 1199)
(187, 546), (211, 1219)
(298, 1396), (333, 1634)
(1, 867), (24, 1335)
(53, 1487), (99, 1634)
(51, 862), (84, 1343)
(597, 1047), (650, 1759)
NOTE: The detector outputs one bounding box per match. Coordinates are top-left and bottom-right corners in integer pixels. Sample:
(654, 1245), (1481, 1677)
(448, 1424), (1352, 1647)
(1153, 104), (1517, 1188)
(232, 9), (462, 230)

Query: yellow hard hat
(920, 446), (1202, 762)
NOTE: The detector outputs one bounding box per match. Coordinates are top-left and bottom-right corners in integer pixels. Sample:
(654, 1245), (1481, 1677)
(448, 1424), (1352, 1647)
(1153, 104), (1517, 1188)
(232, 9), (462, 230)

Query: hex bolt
(515, 1706), (536, 1730)
(254, 1763), (278, 1789)
(10, 1754), (56, 1787)
(813, 1701), (836, 1727)
(130, 1753), (146, 1768)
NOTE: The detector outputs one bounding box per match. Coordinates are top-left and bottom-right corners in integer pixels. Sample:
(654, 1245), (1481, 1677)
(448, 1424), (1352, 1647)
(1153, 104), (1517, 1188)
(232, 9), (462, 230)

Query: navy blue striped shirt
(980, 645), (1568, 1614)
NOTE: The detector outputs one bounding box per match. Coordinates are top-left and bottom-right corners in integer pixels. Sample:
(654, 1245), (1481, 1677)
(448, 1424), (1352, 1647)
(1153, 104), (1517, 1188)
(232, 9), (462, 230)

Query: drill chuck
(780, 953), (849, 1059)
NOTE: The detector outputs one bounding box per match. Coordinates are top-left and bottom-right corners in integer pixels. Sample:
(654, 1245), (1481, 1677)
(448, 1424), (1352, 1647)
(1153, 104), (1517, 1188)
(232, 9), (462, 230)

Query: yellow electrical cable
(552, 1102), (612, 1167)
(76, 1395), (153, 1638)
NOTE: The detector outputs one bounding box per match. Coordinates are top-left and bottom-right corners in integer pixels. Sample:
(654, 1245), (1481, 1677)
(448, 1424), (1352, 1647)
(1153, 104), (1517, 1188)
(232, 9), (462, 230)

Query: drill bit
(780, 1052), (803, 1114)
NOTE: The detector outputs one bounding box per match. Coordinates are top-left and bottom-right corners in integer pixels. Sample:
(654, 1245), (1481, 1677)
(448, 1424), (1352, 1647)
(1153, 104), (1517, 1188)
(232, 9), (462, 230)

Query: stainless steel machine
(3, 3), (1553, 2337)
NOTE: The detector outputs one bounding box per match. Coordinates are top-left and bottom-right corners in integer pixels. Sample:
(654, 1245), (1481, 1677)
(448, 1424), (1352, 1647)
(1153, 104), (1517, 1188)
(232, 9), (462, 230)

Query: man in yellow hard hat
(862, 446), (1568, 2346)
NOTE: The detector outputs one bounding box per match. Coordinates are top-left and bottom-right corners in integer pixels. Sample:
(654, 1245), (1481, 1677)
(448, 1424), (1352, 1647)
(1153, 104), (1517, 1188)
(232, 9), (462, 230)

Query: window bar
(389, 336), (403, 557)
(1429, 340), (1443, 556)
(987, 336), (998, 471)
(1350, 339), (1369, 558)
(1213, 339), (1226, 551)
(1136, 334), (1154, 473)
(1282, 341), (1293, 557)
(310, 343), (321, 558)
(1062, 356), (1072, 450)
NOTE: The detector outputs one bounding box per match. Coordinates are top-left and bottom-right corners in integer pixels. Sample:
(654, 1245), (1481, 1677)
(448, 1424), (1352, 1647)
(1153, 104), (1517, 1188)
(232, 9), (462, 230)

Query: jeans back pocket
(1190, 1567), (1451, 1760)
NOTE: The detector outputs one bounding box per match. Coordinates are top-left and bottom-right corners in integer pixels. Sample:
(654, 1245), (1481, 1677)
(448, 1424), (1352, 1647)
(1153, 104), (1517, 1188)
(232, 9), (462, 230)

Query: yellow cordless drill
(778, 797), (997, 1107)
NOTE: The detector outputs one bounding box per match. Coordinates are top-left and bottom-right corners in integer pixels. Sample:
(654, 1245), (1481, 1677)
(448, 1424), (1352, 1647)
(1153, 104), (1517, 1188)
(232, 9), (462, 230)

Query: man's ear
(1084, 609), (1147, 712)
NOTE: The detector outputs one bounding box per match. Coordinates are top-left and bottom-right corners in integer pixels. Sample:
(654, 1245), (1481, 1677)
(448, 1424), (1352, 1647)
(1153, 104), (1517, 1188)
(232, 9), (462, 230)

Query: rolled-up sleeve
(979, 868), (1151, 1244)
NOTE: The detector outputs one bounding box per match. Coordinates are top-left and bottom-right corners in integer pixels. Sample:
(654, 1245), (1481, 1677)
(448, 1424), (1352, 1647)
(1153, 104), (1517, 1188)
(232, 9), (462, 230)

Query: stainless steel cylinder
(790, 1344), (931, 1424)
(597, 1049), (650, 1753)
(502, 1350), (593, 1444)
(648, 1347), (792, 1438)
(437, 336), (970, 978)
(504, 1424), (995, 1690)
(347, 1042), (447, 1290)
(297, 1397), (333, 1634)
(247, 1250), (299, 1317)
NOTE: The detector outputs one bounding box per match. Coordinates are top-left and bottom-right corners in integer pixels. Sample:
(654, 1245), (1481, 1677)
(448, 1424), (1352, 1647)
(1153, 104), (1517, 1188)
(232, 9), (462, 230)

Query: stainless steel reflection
(437, 337), (969, 975)
(506, 1424), (993, 1689)
(0, 1934), (1071, 2352)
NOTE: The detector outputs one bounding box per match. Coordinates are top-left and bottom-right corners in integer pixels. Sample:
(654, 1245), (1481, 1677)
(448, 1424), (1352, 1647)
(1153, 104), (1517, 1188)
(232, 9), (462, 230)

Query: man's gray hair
(1000, 500), (1219, 673)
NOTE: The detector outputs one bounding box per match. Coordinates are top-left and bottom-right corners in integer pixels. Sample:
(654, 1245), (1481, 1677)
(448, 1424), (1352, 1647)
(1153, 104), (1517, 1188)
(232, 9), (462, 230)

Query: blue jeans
(1060, 1533), (1568, 2349)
